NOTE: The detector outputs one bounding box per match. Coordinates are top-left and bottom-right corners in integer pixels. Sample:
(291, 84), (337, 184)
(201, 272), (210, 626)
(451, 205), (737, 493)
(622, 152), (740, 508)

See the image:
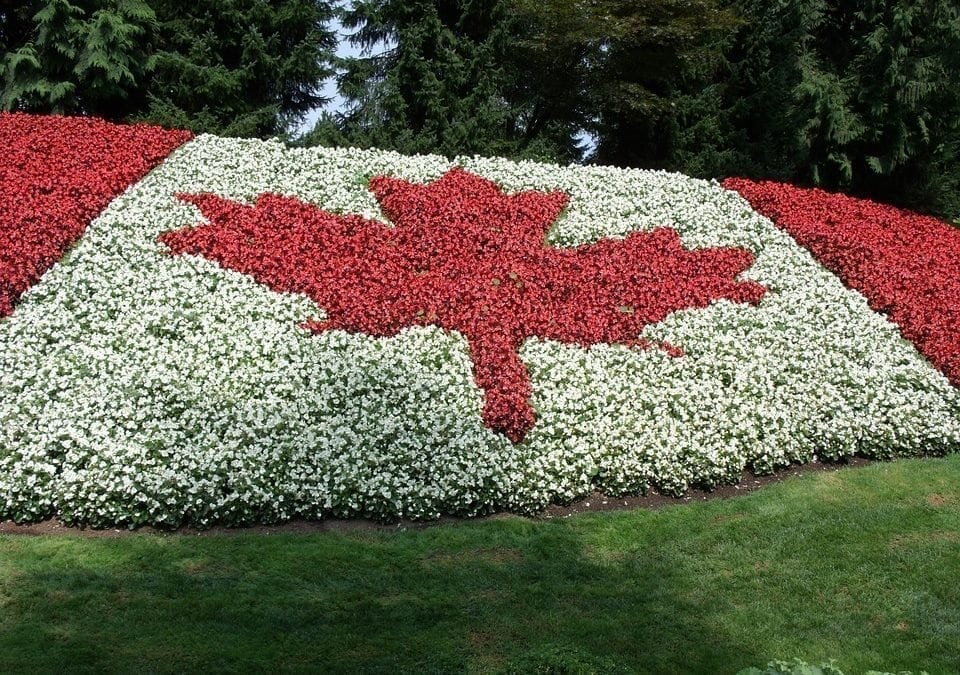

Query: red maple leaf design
(160, 168), (765, 442)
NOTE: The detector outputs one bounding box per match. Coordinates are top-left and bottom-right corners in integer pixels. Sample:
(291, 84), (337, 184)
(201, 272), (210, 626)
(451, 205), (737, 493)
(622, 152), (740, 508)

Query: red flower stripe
(0, 113), (191, 317)
(163, 168), (765, 441)
(723, 177), (960, 386)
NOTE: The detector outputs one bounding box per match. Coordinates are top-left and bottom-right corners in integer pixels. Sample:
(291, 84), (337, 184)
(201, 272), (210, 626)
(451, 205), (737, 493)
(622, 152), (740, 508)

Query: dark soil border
(0, 456), (876, 538)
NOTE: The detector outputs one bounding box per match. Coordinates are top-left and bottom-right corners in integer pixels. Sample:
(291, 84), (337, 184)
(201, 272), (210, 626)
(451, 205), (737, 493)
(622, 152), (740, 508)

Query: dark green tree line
(1, 0), (155, 118)
(3, 0), (958, 216)
(316, 0), (959, 217)
(144, 0), (337, 136)
(515, 0), (741, 172)
(0, 3), (38, 56)
(301, 0), (585, 161)
(723, 0), (960, 217)
(305, 0), (737, 167)
(1, 0), (337, 136)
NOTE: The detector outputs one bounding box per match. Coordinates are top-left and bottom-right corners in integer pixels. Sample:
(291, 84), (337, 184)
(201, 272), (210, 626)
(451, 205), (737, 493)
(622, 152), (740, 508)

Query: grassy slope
(1, 457), (958, 674)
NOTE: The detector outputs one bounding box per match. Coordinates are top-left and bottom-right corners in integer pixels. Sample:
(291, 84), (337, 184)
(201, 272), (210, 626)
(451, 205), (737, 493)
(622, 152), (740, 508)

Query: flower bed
(723, 178), (960, 387)
(1, 116), (958, 527)
(0, 113), (191, 317)
(160, 168), (765, 442)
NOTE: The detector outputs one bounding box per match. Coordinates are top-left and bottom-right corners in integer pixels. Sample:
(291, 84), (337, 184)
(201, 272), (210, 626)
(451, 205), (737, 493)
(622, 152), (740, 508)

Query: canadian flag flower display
(723, 177), (960, 388)
(1, 113), (959, 527)
(160, 168), (766, 442)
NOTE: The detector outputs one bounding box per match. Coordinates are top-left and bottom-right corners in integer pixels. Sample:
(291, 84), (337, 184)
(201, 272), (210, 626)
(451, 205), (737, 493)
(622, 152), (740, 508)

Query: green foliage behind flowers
(304, 0), (586, 162)
(0, 0), (156, 118)
(722, 0), (960, 218)
(1, 0), (337, 137)
(142, 0), (338, 137)
(316, 0), (960, 218)
(514, 0), (742, 172)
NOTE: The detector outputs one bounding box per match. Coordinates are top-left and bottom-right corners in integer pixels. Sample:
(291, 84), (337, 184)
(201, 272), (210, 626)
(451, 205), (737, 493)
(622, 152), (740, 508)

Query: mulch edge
(0, 455), (878, 538)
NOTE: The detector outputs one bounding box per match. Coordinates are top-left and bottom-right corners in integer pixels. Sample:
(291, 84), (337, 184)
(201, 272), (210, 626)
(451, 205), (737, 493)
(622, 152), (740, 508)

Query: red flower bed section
(163, 168), (765, 441)
(0, 113), (191, 317)
(724, 177), (960, 387)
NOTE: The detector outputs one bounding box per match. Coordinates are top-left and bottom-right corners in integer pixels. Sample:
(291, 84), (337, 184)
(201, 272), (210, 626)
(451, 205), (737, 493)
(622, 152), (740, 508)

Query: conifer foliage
(1, 0), (155, 118)
(312, 0), (503, 156)
(0, 3), (40, 62)
(304, 0), (581, 161)
(515, 0), (741, 170)
(1, 0), (337, 136)
(2, 0), (959, 216)
(724, 0), (960, 217)
(145, 0), (337, 137)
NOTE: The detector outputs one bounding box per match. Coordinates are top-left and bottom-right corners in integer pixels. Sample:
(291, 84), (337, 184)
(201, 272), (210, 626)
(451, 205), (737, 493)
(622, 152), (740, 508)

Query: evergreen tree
(590, 0), (740, 171)
(1, 0), (156, 117)
(305, 0), (582, 161)
(502, 0), (609, 163)
(145, 0), (337, 137)
(0, 3), (37, 55)
(511, 0), (741, 172)
(725, 0), (960, 217)
(717, 0), (816, 182)
(1, 0), (337, 137)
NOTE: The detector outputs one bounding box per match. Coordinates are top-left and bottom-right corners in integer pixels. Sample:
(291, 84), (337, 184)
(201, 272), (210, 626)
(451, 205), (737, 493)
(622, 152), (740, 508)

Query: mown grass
(1, 457), (959, 674)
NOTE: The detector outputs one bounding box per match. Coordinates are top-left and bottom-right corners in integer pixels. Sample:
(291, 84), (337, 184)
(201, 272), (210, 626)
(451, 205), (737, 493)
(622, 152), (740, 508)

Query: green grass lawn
(2, 457), (958, 674)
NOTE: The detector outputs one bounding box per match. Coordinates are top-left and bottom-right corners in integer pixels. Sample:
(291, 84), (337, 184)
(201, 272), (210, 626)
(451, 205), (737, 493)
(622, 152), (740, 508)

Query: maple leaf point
(160, 168), (766, 442)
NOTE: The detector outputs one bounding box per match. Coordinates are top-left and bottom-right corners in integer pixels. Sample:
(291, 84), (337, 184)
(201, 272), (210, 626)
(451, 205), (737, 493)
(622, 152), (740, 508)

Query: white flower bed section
(1, 136), (958, 526)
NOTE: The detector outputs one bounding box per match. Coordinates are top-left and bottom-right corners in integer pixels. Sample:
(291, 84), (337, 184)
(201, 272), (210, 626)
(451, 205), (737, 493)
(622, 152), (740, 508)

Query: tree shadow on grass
(0, 517), (762, 674)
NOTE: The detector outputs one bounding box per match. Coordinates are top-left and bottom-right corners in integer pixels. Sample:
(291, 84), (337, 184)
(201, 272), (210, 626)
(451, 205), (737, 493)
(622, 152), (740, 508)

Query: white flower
(1, 135), (957, 527)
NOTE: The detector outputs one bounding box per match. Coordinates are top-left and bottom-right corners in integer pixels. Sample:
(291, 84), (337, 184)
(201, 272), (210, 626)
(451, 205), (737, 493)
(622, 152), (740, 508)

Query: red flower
(163, 168), (766, 441)
(0, 113), (191, 317)
(724, 177), (960, 387)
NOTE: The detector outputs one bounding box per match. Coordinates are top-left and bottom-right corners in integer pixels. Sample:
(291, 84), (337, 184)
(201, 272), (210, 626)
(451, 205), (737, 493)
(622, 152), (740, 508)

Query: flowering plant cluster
(0, 113), (191, 316)
(161, 168), (765, 441)
(724, 178), (960, 387)
(1, 117), (958, 528)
